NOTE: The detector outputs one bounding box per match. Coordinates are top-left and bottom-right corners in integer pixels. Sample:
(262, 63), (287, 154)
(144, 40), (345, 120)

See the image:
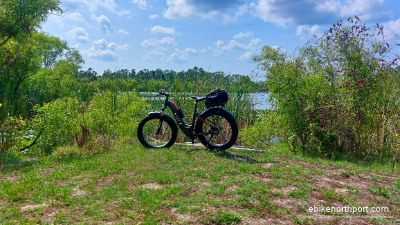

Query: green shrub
(241, 110), (280, 149)
(32, 97), (83, 154)
(30, 92), (146, 155)
(254, 16), (400, 161)
(84, 91), (147, 138)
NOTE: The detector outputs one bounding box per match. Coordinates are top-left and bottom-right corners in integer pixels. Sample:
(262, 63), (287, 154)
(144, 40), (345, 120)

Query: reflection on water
(250, 92), (271, 110)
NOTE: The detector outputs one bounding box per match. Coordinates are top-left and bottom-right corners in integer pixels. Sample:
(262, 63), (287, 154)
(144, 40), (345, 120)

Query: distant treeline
(74, 67), (267, 93)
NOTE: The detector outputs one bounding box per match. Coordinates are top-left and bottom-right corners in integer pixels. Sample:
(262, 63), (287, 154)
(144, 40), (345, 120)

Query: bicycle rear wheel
(195, 108), (238, 150)
(137, 114), (178, 148)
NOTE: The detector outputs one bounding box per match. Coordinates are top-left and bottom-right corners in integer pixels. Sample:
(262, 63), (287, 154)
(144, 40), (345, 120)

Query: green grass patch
(0, 141), (398, 224)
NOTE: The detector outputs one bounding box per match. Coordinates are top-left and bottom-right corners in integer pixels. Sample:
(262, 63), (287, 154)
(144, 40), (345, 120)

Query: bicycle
(137, 86), (238, 150)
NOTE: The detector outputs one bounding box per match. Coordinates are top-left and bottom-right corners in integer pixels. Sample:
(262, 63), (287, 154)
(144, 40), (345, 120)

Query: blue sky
(42, 0), (400, 77)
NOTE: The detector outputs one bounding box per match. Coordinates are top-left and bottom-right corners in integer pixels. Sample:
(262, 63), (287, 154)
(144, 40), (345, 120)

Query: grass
(0, 142), (399, 224)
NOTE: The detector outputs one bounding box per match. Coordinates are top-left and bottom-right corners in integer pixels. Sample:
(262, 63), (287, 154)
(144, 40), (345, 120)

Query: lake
(138, 92), (271, 110)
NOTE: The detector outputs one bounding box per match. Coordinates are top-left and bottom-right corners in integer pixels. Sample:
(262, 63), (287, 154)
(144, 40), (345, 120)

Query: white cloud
(65, 27), (90, 43)
(315, 0), (341, 13)
(296, 25), (320, 40)
(199, 49), (207, 53)
(383, 17), (400, 40)
(211, 38), (262, 61)
(338, 0), (386, 18)
(140, 37), (177, 47)
(223, 4), (248, 24)
(64, 12), (86, 22)
(184, 48), (197, 55)
(163, 0), (243, 20)
(238, 51), (253, 61)
(167, 48), (188, 62)
(142, 50), (166, 60)
(143, 48), (197, 62)
(83, 39), (130, 62)
(118, 29), (129, 35)
(132, 0), (151, 10)
(116, 44), (131, 51)
(106, 42), (131, 51)
(214, 38), (261, 52)
(215, 40), (224, 48)
(223, 15), (236, 24)
(163, 0), (195, 20)
(63, 0), (130, 16)
(151, 26), (180, 36)
(233, 31), (253, 39)
(250, 0), (391, 27)
(199, 11), (218, 20)
(91, 14), (112, 34)
(148, 14), (160, 20)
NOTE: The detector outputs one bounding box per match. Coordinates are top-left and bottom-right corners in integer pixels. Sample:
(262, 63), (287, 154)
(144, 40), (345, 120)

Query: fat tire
(137, 114), (178, 148)
(195, 108), (238, 150)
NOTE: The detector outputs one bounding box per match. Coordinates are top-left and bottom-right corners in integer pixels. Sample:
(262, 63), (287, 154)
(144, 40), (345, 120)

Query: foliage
(31, 97), (83, 154)
(28, 92), (146, 155)
(84, 91), (147, 138)
(254, 16), (400, 161)
(0, 116), (31, 157)
(77, 66), (265, 93)
(0, 0), (87, 155)
(241, 111), (281, 149)
(1, 0), (64, 122)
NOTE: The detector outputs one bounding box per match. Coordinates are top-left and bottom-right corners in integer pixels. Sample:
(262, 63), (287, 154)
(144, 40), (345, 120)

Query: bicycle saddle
(191, 96), (206, 102)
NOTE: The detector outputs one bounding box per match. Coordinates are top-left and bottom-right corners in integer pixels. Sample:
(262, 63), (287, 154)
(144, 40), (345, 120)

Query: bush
(84, 91), (147, 138)
(241, 110), (281, 149)
(32, 97), (83, 154)
(31, 92), (146, 155)
(254, 16), (400, 161)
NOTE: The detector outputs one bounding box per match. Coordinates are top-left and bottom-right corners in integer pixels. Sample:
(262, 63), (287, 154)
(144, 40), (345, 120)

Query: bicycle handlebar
(157, 85), (170, 97)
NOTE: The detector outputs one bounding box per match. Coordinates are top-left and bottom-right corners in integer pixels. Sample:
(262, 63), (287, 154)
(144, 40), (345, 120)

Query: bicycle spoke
(142, 119), (172, 147)
(202, 114), (232, 146)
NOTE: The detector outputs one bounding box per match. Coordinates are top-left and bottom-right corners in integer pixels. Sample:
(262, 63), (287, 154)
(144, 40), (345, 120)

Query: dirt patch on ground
(5, 175), (18, 182)
(93, 173), (124, 190)
(271, 185), (298, 197)
(20, 204), (48, 212)
(224, 185), (238, 194)
(71, 190), (90, 197)
(40, 168), (55, 176)
(170, 208), (194, 222)
(140, 182), (164, 190)
(262, 162), (276, 168)
(251, 173), (272, 182)
(41, 209), (57, 224)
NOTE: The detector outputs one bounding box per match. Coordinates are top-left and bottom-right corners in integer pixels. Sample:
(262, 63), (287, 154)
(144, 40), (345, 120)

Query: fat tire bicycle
(137, 86), (238, 150)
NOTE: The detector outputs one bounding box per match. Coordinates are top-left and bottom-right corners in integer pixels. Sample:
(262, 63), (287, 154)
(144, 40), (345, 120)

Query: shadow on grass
(175, 145), (264, 164)
(0, 153), (97, 173)
(212, 150), (263, 164)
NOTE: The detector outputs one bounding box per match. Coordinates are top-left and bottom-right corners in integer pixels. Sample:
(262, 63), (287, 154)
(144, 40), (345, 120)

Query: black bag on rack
(205, 89), (229, 108)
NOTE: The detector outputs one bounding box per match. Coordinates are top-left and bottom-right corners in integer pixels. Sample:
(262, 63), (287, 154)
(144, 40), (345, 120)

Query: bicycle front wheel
(195, 108), (238, 150)
(137, 113), (178, 148)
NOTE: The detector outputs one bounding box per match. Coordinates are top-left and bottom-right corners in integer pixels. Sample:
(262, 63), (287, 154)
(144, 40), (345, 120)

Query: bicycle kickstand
(205, 134), (214, 151)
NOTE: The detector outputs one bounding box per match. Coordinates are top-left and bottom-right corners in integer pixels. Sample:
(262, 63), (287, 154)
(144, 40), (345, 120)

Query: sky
(41, 0), (400, 78)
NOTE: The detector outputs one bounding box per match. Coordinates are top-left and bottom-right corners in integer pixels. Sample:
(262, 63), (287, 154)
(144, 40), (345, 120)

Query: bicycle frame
(153, 90), (216, 139)
(158, 93), (209, 139)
